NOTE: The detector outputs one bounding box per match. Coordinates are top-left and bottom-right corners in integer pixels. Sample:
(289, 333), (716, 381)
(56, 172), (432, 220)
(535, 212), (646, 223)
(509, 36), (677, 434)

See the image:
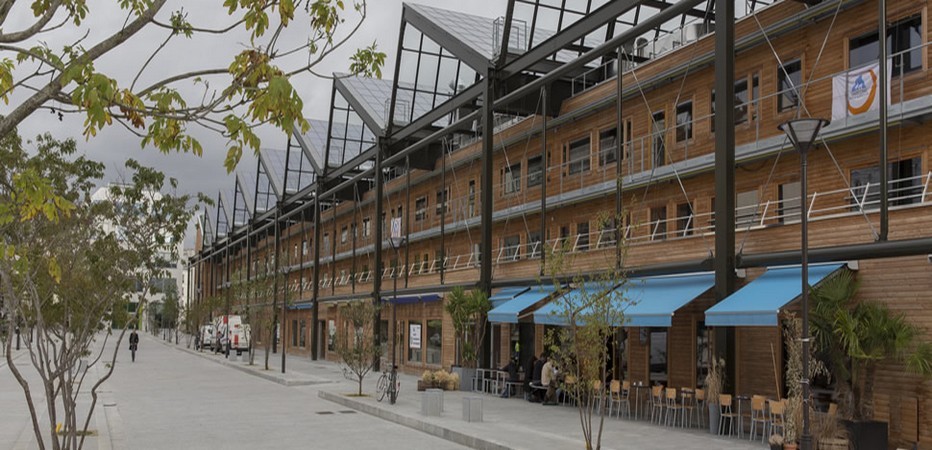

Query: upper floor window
(504, 235), (521, 261)
(435, 188), (449, 215)
(849, 15), (922, 75)
(527, 231), (542, 258)
(415, 196), (428, 221)
(341, 226), (348, 244)
(676, 101), (693, 142)
(851, 157), (922, 209)
(651, 110), (666, 167)
(778, 59), (802, 113)
(527, 156), (543, 188)
(362, 217), (371, 237)
(576, 221), (590, 251)
(599, 128), (619, 166)
(677, 202), (694, 237)
(566, 137), (591, 175)
(779, 181), (801, 224)
(503, 162), (521, 194)
(736, 190), (759, 227)
(650, 207), (667, 241)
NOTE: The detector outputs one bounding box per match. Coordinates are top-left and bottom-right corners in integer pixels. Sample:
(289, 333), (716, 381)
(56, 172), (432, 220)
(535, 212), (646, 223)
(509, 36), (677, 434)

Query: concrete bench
(462, 396), (483, 422)
(421, 388), (443, 417)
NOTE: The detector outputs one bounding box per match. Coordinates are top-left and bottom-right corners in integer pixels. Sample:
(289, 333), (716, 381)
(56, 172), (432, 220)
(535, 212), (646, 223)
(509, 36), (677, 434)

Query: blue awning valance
(383, 293), (442, 305)
(623, 272), (716, 327)
(488, 285), (557, 324)
(705, 263), (847, 327)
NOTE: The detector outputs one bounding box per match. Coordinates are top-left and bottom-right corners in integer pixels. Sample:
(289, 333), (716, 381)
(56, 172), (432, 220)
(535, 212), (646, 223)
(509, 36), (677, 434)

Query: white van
(197, 324), (214, 351)
(213, 315), (250, 354)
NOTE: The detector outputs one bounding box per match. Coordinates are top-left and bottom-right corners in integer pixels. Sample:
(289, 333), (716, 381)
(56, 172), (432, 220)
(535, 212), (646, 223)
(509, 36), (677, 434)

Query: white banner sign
(409, 323), (421, 349)
(391, 217), (402, 239)
(832, 62), (891, 122)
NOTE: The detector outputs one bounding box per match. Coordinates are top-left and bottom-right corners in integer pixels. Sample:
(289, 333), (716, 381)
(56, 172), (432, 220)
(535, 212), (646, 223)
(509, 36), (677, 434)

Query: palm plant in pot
(810, 271), (932, 449)
(444, 286), (492, 391)
(705, 356), (725, 434)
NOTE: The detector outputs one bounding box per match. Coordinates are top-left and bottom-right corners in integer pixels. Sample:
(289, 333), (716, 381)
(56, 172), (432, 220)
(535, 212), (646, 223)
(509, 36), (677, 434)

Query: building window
(850, 15), (922, 74)
(778, 59), (802, 113)
(327, 320), (336, 352)
(779, 181), (802, 224)
(599, 128), (618, 166)
(408, 321), (422, 363)
(696, 322), (709, 387)
(623, 119), (632, 161)
(675, 101), (693, 142)
(322, 234), (330, 254)
(300, 320), (307, 347)
(851, 157), (922, 209)
(597, 218), (615, 249)
(291, 320), (298, 347)
(468, 180), (476, 217)
(559, 225), (570, 247)
(302, 239), (308, 257)
(504, 235), (521, 261)
(415, 196), (428, 221)
(677, 202), (694, 237)
(576, 221), (590, 251)
(649, 329), (668, 384)
(426, 319), (442, 365)
(566, 137), (591, 175)
(736, 190), (759, 227)
(527, 231), (542, 257)
(710, 89), (716, 133)
(363, 217), (371, 237)
(293, 243), (298, 261)
(527, 155), (543, 187)
(735, 78), (749, 124)
(651, 110), (665, 167)
(435, 188), (449, 215)
(503, 162), (521, 194)
(650, 206), (666, 240)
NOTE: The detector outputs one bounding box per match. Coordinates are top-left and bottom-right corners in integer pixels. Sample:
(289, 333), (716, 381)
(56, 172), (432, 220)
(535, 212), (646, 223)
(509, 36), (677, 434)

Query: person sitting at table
(541, 357), (558, 405)
(529, 354), (547, 402)
(499, 359), (520, 398)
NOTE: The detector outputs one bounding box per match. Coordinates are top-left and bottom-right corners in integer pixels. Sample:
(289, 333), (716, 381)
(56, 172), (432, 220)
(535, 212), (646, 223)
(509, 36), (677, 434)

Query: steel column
(372, 141), (386, 371)
(539, 84), (548, 276)
(615, 46), (624, 269)
(480, 72), (495, 295)
(311, 187), (322, 361)
(404, 155), (411, 288)
(714, 0), (736, 301)
(879, 0), (889, 241)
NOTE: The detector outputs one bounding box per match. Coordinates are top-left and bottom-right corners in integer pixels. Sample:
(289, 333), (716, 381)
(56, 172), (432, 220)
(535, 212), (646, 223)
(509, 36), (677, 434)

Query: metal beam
(391, 82), (484, 143)
(496, 1), (516, 68)
(334, 77), (386, 138)
(714, 0), (736, 302)
(641, 0), (710, 20)
(500, 0), (660, 77)
(738, 237), (932, 267)
(495, 0), (705, 110)
(402, 3), (491, 71)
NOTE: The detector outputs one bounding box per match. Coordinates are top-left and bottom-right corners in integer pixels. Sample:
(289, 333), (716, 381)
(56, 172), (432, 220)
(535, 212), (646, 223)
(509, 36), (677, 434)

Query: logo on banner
(832, 62), (889, 121)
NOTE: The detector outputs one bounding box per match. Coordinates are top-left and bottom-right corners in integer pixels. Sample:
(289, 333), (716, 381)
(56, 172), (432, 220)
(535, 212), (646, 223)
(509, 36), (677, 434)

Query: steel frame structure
(189, 0), (913, 369)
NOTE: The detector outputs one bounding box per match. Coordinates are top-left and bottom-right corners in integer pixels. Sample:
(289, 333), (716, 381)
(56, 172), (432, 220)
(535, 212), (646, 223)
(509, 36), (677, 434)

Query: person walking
(129, 329), (139, 362)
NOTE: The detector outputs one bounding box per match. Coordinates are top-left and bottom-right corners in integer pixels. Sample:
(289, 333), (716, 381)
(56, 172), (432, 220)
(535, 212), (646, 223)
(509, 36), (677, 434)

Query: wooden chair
(562, 375), (577, 406)
(650, 385), (666, 424)
(680, 388), (698, 428)
(827, 402), (838, 417)
(591, 380), (604, 412)
(719, 394), (738, 436)
(748, 395), (768, 442)
(665, 388), (686, 427)
(608, 380), (631, 418)
(768, 399), (786, 438)
(694, 388), (706, 427)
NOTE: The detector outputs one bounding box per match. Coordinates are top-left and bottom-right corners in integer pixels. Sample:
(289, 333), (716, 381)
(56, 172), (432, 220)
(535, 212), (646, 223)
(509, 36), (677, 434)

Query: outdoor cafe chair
(694, 388), (706, 428)
(768, 399), (786, 438)
(665, 388), (686, 427)
(748, 395), (768, 442)
(718, 394), (738, 437)
(649, 385), (665, 424)
(562, 375), (577, 406)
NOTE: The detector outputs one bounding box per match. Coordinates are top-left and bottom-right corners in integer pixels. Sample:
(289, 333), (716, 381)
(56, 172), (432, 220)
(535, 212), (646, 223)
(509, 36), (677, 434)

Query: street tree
(541, 213), (632, 450)
(161, 283), (180, 342)
(0, 0), (385, 172)
(336, 300), (380, 396)
(0, 131), (197, 450)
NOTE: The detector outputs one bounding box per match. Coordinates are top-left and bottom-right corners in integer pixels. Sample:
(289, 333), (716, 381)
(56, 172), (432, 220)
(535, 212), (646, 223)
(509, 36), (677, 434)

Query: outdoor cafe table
(630, 382), (650, 420)
(734, 395), (751, 438)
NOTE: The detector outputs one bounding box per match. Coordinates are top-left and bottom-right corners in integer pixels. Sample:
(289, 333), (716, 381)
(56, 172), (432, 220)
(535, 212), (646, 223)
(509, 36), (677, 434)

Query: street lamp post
(779, 118), (829, 450)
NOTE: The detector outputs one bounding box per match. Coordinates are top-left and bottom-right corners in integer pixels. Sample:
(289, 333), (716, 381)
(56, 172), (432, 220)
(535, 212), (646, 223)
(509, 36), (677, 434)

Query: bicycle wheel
(389, 373), (399, 404)
(377, 374), (388, 402)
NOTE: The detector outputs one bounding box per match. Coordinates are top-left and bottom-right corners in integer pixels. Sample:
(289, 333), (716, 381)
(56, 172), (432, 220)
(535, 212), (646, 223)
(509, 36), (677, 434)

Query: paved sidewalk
(173, 341), (765, 450)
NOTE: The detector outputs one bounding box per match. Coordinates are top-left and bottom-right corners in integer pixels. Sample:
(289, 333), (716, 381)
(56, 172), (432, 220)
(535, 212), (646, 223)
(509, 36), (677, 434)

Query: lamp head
(778, 118), (830, 154)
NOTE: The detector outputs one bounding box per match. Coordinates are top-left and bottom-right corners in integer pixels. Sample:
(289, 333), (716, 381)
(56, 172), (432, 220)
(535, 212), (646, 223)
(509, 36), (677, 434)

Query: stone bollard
(462, 396), (483, 422)
(421, 389), (443, 417)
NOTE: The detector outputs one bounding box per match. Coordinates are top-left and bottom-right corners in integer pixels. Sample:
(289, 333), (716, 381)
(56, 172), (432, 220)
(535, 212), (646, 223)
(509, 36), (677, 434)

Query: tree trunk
(860, 363), (878, 421)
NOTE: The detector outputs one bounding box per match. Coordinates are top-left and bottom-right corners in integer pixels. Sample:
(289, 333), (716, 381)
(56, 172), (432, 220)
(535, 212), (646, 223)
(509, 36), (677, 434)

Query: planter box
(708, 403), (721, 434)
(818, 438), (849, 450)
(452, 366), (476, 392)
(843, 420), (887, 450)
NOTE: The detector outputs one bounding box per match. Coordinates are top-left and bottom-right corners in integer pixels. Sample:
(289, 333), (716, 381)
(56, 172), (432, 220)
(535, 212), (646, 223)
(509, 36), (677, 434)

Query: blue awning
(488, 285), (557, 324)
(705, 263), (847, 327)
(533, 283), (619, 326)
(623, 272), (716, 327)
(288, 302), (315, 310)
(383, 293), (442, 305)
(489, 287), (530, 308)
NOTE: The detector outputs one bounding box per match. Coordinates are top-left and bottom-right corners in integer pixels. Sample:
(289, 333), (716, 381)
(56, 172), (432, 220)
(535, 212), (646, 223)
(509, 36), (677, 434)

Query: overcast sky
(4, 0), (502, 248)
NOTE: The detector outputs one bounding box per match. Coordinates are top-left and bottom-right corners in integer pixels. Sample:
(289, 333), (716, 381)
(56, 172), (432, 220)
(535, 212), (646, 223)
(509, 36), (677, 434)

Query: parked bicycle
(376, 365), (399, 404)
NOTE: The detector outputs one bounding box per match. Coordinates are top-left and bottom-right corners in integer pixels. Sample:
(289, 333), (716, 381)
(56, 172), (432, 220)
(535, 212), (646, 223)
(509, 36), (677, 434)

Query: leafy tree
(0, 0), (385, 172)
(336, 300), (381, 396)
(444, 286), (491, 368)
(811, 271), (932, 421)
(161, 283), (180, 341)
(0, 131), (197, 450)
(540, 213), (631, 450)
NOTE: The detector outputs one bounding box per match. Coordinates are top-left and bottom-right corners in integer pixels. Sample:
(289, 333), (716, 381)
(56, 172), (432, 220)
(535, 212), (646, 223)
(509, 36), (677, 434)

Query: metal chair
(768, 399), (786, 438)
(665, 388), (686, 427)
(694, 388), (706, 428)
(749, 395), (768, 442)
(719, 394), (738, 437)
(608, 380), (631, 418)
(649, 385), (666, 424)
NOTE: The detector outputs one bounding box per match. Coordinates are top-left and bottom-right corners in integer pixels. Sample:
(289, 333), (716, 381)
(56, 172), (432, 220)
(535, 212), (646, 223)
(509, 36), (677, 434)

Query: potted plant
(445, 286), (492, 391)
(418, 370), (436, 391)
(768, 433), (784, 450)
(705, 356), (725, 434)
(810, 272), (932, 450)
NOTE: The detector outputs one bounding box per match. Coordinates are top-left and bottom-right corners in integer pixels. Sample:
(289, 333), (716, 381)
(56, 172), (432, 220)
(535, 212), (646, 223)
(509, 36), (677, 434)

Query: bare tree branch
(0, 0), (63, 43)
